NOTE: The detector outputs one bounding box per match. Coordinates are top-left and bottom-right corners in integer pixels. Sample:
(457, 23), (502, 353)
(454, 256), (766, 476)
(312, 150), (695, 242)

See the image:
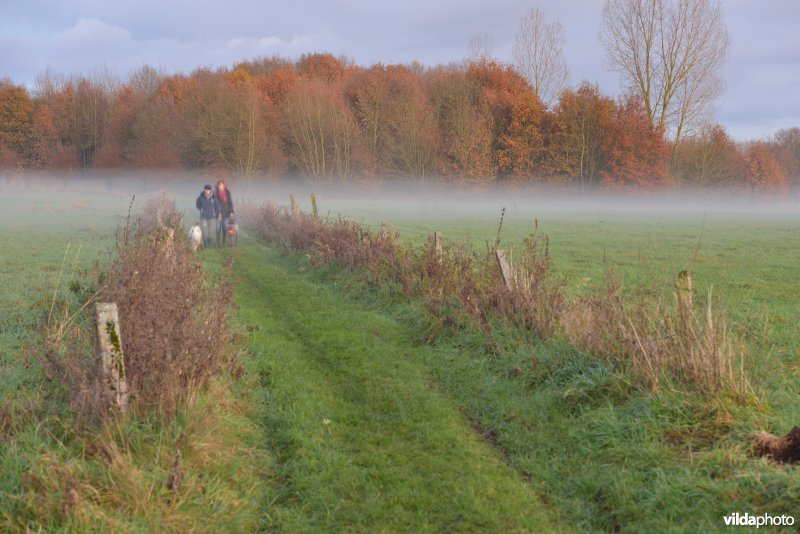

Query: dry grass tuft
(564, 273), (752, 400)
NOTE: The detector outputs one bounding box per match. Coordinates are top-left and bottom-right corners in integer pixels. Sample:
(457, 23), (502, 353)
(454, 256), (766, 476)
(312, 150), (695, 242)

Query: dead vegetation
(40, 195), (237, 419)
(240, 200), (752, 400)
(753, 427), (800, 464)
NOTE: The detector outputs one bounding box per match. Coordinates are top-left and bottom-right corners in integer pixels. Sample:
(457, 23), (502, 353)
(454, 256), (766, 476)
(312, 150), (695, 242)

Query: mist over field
(5, 171), (800, 228)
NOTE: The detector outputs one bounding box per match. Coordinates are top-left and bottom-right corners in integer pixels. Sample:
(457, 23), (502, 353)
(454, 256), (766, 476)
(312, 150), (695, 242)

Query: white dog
(189, 223), (203, 251)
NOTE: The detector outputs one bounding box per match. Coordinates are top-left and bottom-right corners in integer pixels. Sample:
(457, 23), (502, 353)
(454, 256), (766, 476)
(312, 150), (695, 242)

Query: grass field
(2, 181), (799, 531)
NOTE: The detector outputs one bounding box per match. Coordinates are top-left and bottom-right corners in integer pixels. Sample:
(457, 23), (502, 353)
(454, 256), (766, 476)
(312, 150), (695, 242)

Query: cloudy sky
(1, 0), (798, 140)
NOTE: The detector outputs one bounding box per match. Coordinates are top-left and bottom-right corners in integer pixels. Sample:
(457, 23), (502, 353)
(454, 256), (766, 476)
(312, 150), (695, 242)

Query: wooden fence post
(496, 249), (515, 293)
(95, 303), (129, 412)
(290, 193), (299, 216)
(434, 231), (442, 262)
(381, 222), (388, 239)
(676, 270), (694, 334)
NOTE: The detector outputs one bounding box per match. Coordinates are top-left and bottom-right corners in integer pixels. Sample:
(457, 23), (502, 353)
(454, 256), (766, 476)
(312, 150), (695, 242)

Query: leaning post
(496, 249), (515, 293)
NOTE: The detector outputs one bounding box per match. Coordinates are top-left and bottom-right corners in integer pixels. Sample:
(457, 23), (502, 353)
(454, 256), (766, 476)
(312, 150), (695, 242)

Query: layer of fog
(4, 171), (799, 226)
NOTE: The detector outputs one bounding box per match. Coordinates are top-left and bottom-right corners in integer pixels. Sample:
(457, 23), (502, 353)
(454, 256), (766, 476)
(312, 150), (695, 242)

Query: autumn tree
(600, 0), (728, 148)
(495, 91), (547, 180)
(744, 142), (788, 194)
(548, 82), (616, 190)
(28, 104), (54, 167)
(0, 80), (34, 162)
(511, 9), (568, 107)
(235, 55), (294, 77)
(382, 68), (439, 179)
(283, 79), (362, 181)
(94, 85), (143, 167)
(32, 77), (81, 168)
(120, 69), (184, 168)
(428, 69), (493, 182)
(601, 94), (670, 189)
(256, 65), (298, 105)
(190, 70), (283, 179)
(345, 65), (390, 173)
(296, 53), (348, 82)
(672, 123), (743, 187)
(467, 60), (532, 159)
(771, 127), (800, 186)
(83, 69), (119, 166)
(46, 71), (118, 167)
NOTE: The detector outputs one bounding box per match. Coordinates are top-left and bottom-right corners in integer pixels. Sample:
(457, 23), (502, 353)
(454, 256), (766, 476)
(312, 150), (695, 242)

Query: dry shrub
(417, 238), (485, 330)
(99, 204), (236, 412)
(492, 236), (566, 338)
(654, 287), (751, 399)
(137, 193), (182, 233)
(239, 200), (416, 289)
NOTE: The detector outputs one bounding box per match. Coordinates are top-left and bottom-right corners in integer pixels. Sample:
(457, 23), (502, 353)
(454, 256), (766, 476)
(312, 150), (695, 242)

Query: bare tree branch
(600, 0), (728, 146)
(511, 9), (569, 107)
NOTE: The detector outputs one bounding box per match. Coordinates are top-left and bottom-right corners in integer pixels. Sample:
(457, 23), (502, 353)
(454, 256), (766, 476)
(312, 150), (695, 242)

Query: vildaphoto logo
(723, 512), (795, 528)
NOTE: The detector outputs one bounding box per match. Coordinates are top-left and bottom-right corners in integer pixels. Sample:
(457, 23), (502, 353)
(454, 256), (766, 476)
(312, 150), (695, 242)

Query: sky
(1, 0), (798, 141)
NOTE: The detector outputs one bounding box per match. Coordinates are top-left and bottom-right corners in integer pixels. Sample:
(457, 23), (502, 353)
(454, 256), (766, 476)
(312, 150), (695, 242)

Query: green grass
(216, 242), (559, 532)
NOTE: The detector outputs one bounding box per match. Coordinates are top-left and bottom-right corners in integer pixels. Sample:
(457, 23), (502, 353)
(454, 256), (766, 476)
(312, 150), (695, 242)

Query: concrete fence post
(95, 303), (129, 412)
(434, 231), (442, 262)
(496, 249), (515, 293)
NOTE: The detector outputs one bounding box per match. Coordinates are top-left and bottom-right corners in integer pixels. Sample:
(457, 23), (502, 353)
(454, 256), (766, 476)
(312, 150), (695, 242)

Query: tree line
(0, 4), (797, 192)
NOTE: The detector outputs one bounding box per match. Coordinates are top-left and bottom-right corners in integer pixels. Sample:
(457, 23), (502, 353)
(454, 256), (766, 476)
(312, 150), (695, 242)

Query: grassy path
(212, 242), (561, 532)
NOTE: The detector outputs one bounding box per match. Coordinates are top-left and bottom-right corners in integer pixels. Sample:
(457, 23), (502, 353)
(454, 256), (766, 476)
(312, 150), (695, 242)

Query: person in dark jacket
(195, 184), (219, 248)
(214, 180), (235, 246)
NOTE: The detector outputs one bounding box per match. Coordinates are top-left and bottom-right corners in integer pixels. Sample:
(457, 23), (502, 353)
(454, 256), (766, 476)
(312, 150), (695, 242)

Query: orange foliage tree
(548, 82), (615, 190)
(256, 65), (298, 106)
(467, 59), (532, 158)
(427, 69), (493, 182)
(601, 94), (670, 189)
(382, 66), (439, 180)
(121, 72), (184, 169)
(345, 64), (440, 179)
(770, 127), (800, 187)
(92, 85), (137, 168)
(6, 55), (792, 193)
(189, 71), (284, 179)
(745, 142), (788, 194)
(345, 64), (390, 174)
(297, 53), (347, 82)
(495, 91), (546, 180)
(0, 80), (34, 163)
